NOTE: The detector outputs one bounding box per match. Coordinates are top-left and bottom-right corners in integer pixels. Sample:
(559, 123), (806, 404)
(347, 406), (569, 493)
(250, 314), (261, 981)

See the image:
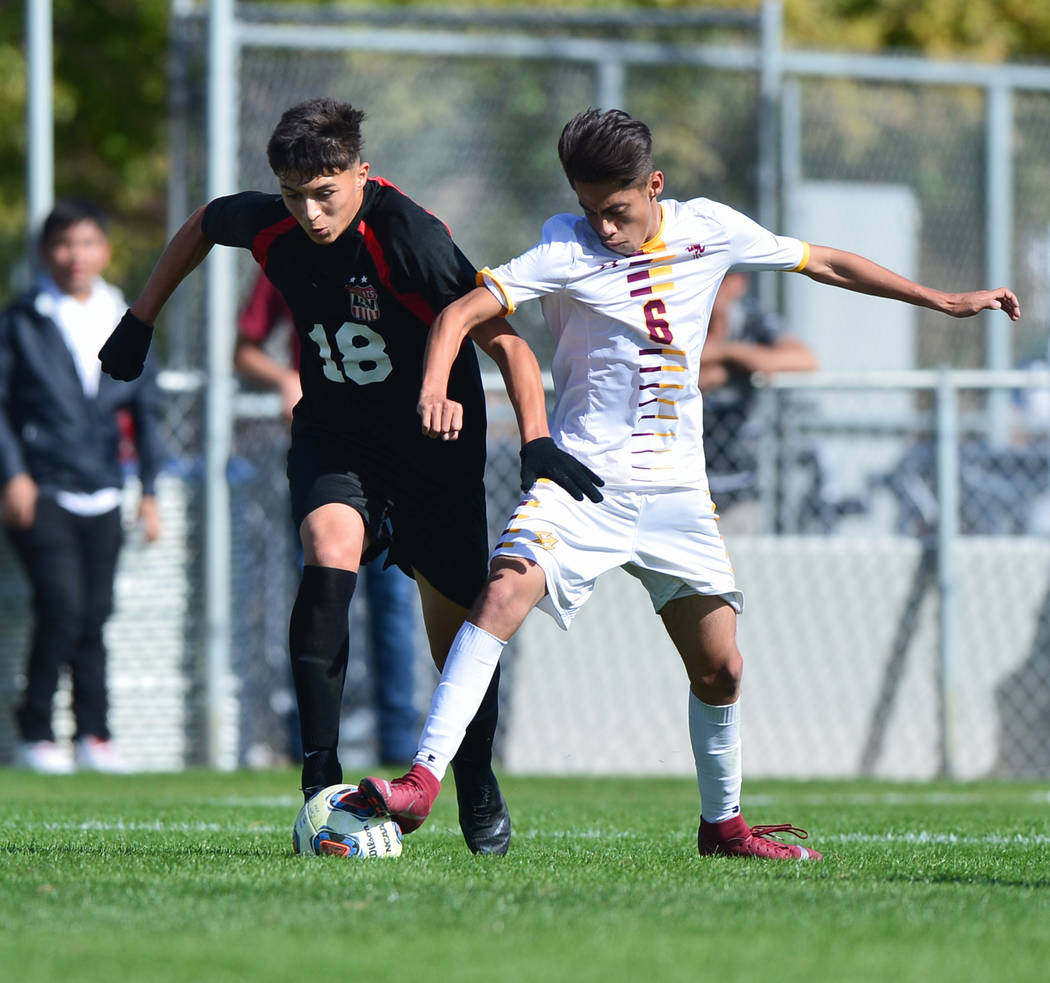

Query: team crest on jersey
(345, 275), (380, 322)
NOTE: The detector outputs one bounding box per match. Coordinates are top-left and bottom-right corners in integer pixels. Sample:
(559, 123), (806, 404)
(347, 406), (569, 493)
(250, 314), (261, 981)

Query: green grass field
(2, 770), (1048, 983)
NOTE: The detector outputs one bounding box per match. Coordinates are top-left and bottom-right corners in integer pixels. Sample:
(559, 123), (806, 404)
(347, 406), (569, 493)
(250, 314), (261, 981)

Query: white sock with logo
(689, 692), (742, 824)
(414, 621), (507, 781)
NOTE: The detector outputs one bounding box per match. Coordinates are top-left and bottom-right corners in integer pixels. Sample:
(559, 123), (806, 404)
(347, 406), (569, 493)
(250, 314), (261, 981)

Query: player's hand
(2, 473), (38, 529)
(99, 310), (154, 381)
(418, 393), (464, 441)
(138, 495), (162, 543)
(945, 288), (1021, 321)
(520, 437), (604, 503)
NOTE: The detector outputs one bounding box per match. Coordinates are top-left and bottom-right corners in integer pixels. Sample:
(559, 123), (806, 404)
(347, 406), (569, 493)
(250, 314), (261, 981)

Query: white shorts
(492, 479), (744, 630)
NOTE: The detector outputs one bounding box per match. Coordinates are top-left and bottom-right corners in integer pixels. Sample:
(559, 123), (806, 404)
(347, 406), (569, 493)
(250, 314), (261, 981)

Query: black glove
(99, 310), (154, 381)
(520, 437), (604, 503)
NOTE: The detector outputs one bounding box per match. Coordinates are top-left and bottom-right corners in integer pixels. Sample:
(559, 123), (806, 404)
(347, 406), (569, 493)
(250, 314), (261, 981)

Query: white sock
(689, 692), (742, 824)
(413, 622), (507, 781)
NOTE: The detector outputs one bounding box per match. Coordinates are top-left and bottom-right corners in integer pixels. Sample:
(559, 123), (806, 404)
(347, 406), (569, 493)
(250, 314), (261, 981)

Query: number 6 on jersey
(643, 298), (673, 344)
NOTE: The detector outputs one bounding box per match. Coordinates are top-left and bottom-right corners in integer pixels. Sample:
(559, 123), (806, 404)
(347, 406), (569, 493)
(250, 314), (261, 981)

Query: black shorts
(287, 422), (489, 609)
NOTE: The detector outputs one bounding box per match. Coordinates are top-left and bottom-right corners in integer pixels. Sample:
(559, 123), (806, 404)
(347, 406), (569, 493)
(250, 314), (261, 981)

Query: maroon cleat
(698, 814), (823, 861)
(359, 763), (441, 834)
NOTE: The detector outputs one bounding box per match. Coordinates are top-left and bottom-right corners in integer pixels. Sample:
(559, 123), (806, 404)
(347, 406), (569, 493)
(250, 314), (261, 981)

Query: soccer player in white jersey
(358, 109), (1021, 860)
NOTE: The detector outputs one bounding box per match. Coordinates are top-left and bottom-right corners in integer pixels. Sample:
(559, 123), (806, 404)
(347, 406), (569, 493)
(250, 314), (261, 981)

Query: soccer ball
(292, 783), (403, 858)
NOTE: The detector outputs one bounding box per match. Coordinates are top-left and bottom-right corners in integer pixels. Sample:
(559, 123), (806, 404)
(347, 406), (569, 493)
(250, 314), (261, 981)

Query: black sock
(289, 566), (357, 788)
(451, 664), (501, 773)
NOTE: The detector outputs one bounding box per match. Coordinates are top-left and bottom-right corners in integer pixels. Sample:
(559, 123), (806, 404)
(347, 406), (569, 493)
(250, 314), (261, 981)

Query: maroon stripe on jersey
(358, 220), (438, 326)
(251, 215), (298, 267)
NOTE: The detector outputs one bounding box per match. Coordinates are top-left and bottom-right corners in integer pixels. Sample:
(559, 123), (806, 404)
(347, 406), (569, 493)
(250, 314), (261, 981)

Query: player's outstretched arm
(420, 286), (604, 501)
(131, 205), (215, 323)
(802, 244), (1021, 321)
(419, 286), (507, 440)
(469, 316), (549, 447)
(99, 205), (216, 381)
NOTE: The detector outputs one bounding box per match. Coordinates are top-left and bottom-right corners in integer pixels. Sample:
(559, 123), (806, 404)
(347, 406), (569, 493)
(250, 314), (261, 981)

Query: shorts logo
(345, 275), (380, 322)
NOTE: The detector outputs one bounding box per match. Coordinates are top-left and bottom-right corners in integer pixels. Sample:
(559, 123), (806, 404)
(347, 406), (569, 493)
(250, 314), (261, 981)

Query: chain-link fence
(493, 370), (1050, 780)
(3, 3), (1048, 778)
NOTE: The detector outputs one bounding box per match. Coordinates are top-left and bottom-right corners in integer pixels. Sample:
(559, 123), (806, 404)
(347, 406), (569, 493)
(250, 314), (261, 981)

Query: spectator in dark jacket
(0, 199), (164, 774)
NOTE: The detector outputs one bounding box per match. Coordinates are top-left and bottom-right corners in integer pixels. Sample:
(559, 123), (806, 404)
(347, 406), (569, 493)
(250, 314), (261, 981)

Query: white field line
(824, 831), (1050, 846)
(204, 796), (301, 808)
(6, 820), (1050, 848)
(744, 790), (1050, 806)
(28, 819), (289, 835)
(202, 790), (1050, 810)
(512, 829), (1050, 847)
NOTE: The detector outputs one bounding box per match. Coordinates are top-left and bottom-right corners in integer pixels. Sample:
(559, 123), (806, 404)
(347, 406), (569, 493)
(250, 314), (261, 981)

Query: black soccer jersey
(202, 179), (486, 466)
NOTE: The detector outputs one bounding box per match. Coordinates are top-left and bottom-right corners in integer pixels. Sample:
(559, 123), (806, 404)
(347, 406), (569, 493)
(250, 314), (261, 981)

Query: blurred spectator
(0, 199), (163, 774)
(234, 271), (302, 425)
(235, 272), (419, 764)
(700, 272), (817, 526)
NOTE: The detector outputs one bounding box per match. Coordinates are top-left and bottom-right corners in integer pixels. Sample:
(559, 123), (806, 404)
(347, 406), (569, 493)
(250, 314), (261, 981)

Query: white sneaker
(75, 736), (132, 774)
(16, 740), (75, 774)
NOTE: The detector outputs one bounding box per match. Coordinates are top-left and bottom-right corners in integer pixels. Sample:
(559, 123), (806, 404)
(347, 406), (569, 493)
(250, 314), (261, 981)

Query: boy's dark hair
(557, 109), (654, 189)
(267, 98), (367, 180)
(40, 198), (108, 245)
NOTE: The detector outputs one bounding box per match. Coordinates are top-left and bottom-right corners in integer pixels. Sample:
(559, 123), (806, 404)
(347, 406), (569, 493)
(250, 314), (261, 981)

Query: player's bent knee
(301, 534), (360, 570)
(472, 556), (545, 636)
(683, 643), (742, 700)
(299, 504), (366, 569)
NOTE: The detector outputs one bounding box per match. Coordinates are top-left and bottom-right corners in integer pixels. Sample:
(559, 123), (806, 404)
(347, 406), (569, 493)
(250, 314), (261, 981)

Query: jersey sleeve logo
(345, 275), (381, 323)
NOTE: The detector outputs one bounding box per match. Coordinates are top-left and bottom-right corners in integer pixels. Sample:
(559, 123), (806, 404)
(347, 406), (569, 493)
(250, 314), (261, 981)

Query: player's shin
(689, 691), (742, 823)
(358, 622), (508, 837)
(289, 566), (357, 798)
(415, 621), (507, 780)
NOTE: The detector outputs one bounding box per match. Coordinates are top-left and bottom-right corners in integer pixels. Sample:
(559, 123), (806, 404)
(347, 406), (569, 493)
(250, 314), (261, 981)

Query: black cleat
(301, 747), (341, 803)
(452, 761), (512, 855)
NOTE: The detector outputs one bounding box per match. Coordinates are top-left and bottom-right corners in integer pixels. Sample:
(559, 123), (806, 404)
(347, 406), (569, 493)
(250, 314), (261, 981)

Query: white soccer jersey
(480, 198), (808, 488)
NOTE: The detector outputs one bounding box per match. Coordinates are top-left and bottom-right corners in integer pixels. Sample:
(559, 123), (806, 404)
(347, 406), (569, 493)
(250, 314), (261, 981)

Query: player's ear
(356, 161), (370, 187)
(648, 170), (664, 199)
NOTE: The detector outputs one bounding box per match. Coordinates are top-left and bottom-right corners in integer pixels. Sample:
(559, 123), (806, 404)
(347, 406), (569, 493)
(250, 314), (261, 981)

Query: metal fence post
(204, 0), (238, 770)
(166, 0), (195, 370)
(757, 0), (783, 314)
(26, 0), (54, 260)
(935, 369), (960, 778)
(985, 82), (1014, 445)
(597, 59), (625, 112)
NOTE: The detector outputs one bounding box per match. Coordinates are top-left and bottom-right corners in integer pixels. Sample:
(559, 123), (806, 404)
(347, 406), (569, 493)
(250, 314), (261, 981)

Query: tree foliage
(783, 0), (1050, 62)
(1, 1), (170, 297)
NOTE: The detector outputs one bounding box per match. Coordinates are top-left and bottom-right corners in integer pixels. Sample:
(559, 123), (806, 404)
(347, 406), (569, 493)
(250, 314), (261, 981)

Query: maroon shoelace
(748, 823), (811, 841)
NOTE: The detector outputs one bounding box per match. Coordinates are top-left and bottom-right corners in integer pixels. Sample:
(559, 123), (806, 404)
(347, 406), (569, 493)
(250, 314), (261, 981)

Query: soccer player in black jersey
(98, 98), (602, 855)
